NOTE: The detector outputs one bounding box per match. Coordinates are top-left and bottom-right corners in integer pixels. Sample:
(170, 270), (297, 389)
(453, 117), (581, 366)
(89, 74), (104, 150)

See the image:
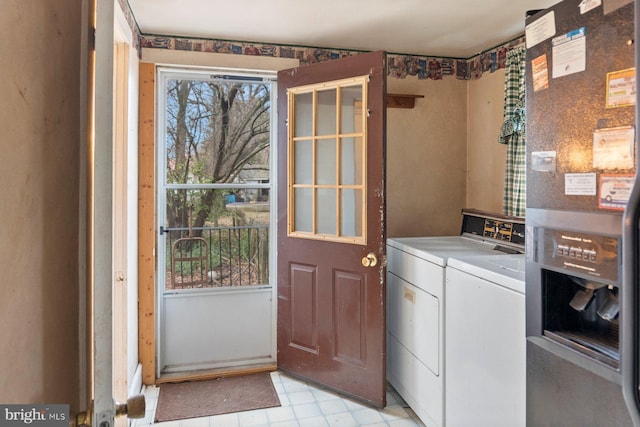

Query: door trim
(138, 62), (157, 385)
(93, 0), (115, 423)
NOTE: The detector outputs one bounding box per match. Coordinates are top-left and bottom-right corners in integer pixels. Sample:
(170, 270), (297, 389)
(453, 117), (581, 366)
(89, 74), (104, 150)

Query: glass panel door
(157, 69), (276, 374)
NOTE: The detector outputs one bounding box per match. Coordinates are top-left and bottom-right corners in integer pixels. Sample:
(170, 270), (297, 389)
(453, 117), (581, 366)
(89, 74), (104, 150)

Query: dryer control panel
(460, 209), (526, 247)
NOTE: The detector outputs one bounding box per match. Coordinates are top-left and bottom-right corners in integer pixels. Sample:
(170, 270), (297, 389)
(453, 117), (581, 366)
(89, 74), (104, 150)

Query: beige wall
(387, 77), (468, 237)
(0, 0), (82, 408)
(466, 69), (507, 213)
(387, 68), (508, 237)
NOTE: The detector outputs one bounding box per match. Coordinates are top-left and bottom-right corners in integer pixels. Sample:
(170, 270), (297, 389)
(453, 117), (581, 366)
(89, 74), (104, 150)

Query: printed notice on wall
(532, 151), (557, 171)
(606, 68), (636, 108)
(531, 54), (550, 92)
(525, 11), (556, 48)
(593, 126), (635, 169)
(552, 27), (586, 78)
(599, 174), (635, 210)
(580, 0), (602, 14)
(565, 172), (597, 195)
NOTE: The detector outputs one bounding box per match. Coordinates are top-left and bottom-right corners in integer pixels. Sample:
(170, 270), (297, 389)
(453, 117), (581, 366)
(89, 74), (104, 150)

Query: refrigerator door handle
(622, 3), (640, 424)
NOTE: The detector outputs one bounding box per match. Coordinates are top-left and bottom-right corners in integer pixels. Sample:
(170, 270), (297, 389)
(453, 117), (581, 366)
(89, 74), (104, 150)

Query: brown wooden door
(277, 51), (387, 407)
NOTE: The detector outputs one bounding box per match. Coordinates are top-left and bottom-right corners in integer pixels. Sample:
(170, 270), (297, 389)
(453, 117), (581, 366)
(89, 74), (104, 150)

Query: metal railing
(163, 225), (269, 290)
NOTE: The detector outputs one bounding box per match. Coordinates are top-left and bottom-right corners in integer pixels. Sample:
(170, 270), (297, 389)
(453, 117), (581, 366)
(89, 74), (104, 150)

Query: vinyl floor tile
(137, 371), (425, 427)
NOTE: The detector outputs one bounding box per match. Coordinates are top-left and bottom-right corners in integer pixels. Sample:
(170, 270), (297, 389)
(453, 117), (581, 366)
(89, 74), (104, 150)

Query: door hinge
(89, 26), (95, 51)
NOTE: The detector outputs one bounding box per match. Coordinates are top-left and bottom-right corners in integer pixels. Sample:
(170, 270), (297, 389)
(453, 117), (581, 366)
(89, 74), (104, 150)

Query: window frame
(156, 66), (278, 292)
(286, 75), (369, 245)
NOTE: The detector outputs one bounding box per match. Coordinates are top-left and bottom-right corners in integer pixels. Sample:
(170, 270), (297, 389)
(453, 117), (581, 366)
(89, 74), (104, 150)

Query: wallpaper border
(138, 34), (524, 80)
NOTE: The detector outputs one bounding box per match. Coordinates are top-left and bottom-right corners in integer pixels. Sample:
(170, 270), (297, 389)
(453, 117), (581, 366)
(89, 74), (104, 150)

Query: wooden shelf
(387, 93), (424, 109)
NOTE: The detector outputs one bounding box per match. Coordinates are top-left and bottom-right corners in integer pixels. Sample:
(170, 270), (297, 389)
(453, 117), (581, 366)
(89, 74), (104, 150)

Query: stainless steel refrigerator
(524, 0), (637, 425)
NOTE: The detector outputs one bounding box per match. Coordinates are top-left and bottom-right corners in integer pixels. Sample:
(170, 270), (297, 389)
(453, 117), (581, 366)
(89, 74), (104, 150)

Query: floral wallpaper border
(138, 34), (524, 81)
(120, 0), (523, 81)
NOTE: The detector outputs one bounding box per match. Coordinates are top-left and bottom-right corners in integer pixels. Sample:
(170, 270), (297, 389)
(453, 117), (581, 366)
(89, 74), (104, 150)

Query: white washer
(445, 254), (526, 427)
(386, 236), (513, 427)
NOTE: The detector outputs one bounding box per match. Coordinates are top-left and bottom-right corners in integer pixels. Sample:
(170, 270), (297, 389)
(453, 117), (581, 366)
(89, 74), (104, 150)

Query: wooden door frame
(137, 64), (281, 384)
(138, 62), (157, 385)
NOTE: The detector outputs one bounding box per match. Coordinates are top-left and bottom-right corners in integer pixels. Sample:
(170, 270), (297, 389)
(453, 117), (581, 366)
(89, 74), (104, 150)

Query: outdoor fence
(164, 225), (269, 289)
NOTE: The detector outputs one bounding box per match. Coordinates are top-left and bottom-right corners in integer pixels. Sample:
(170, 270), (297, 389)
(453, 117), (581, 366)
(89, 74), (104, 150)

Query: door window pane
(317, 139), (337, 185)
(340, 85), (363, 134)
(161, 73), (273, 289)
(165, 79), (271, 185)
(317, 189), (337, 235)
(341, 189), (362, 238)
(340, 137), (363, 186)
(164, 188), (271, 289)
(294, 140), (313, 184)
(294, 92), (313, 137)
(316, 89), (337, 136)
(294, 188), (313, 233)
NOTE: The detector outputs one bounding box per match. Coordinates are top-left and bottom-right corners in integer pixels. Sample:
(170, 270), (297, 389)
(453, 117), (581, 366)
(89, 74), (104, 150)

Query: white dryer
(386, 210), (524, 427)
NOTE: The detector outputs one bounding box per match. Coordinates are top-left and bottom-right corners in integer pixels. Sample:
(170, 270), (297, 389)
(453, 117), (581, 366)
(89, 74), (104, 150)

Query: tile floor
(135, 371), (426, 427)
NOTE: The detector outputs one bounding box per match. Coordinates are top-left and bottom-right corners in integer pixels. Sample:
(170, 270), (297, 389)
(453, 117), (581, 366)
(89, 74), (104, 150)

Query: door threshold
(156, 362), (277, 384)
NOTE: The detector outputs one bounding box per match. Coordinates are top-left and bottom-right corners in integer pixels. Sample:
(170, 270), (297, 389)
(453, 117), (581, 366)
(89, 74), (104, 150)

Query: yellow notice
(606, 68), (636, 108)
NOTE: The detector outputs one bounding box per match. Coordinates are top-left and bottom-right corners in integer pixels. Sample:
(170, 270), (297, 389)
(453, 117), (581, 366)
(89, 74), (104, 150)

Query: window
(287, 75), (369, 244)
(158, 69), (276, 289)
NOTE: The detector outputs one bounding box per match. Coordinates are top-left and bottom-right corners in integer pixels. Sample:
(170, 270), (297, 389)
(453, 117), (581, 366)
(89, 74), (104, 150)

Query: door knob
(116, 394), (146, 419)
(362, 252), (378, 267)
(77, 395), (146, 426)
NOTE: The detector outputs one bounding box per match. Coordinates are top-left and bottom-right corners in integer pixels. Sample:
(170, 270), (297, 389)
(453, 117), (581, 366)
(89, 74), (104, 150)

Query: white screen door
(156, 69), (277, 375)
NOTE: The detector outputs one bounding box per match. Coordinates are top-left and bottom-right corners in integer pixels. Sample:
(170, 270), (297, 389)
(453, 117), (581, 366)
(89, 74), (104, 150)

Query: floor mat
(154, 372), (281, 422)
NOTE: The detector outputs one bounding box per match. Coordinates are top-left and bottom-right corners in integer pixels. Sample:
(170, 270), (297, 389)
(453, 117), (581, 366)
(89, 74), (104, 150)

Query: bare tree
(165, 79), (271, 233)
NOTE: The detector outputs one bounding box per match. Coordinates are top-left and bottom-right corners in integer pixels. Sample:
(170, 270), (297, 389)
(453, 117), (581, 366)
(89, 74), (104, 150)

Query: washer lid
(447, 254), (526, 293)
(387, 236), (503, 267)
